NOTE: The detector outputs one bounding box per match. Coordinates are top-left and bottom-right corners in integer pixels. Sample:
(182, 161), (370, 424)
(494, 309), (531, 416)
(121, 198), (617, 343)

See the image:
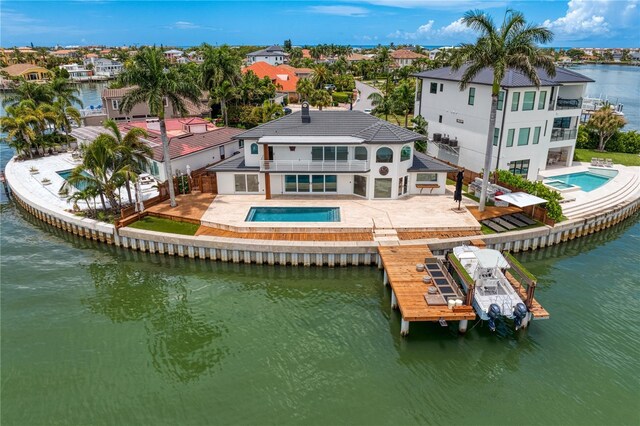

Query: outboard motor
(488, 303), (501, 332)
(513, 303), (528, 330)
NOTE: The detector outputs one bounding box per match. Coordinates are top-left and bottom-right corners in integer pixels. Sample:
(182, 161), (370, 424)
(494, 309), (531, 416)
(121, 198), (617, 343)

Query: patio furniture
(605, 159), (613, 167)
(512, 213), (537, 226)
(591, 157), (598, 166)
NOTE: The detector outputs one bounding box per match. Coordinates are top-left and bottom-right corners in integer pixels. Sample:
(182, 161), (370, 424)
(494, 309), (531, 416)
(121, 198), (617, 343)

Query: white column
(459, 319), (469, 334)
(401, 319), (410, 336)
(391, 290), (398, 309)
(383, 269), (389, 286)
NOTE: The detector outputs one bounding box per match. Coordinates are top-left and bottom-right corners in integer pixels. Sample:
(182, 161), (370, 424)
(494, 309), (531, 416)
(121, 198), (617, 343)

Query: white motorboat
(138, 173), (158, 192)
(452, 246), (528, 331)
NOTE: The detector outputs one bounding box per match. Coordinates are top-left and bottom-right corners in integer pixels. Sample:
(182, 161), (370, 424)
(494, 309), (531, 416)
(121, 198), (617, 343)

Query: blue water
(547, 171), (612, 192)
(56, 169), (91, 191)
(246, 207), (340, 222)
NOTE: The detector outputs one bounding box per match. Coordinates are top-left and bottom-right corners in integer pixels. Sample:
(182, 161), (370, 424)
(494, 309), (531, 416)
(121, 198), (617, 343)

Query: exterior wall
(415, 78), (586, 180)
(408, 172), (447, 195)
(247, 55), (285, 65)
(103, 96), (174, 120)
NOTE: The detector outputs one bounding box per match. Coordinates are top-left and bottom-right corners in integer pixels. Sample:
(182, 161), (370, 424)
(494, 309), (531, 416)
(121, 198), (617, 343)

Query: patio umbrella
(454, 169), (464, 210)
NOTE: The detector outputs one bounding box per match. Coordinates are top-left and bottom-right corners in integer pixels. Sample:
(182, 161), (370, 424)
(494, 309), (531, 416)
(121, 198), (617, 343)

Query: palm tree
(213, 80), (237, 127)
(200, 44), (241, 90)
(118, 46), (200, 207)
(103, 119), (152, 203)
(50, 77), (83, 107)
(450, 9), (554, 211)
(586, 107), (627, 151)
(2, 78), (54, 107)
(391, 81), (415, 128)
(368, 92), (392, 121)
(48, 101), (81, 142)
(310, 90), (332, 111)
(310, 64), (330, 89)
(258, 100), (284, 123)
(0, 102), (40, 158)
(296, 78), (314, 102)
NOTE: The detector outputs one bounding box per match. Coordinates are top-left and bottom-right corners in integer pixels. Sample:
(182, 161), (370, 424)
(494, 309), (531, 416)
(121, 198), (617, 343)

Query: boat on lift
(451, 246), (529, 332)
(581, 96), (624, 124)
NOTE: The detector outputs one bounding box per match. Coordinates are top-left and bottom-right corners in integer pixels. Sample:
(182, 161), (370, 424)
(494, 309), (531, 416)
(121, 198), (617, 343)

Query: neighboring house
(50, 49), (78, 58)
(164, 49), (184, 63)
(346, 53), (372, 63)
(246, 45), (288, 66)
(391, 49), (426, 67)
(208, 103), (454, 199)
(59, 64), (92, 81)
(83, 57), (123, 77)
(117, 118), (245, 181)
(0, 63), (52, 83)
(243, 61), (300, 102)
(413, 65), (594, 180)
(187, 51), (204, 63)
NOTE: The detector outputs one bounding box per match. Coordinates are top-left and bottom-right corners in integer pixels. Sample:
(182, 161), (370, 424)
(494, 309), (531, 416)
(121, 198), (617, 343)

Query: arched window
(355, 146), (368, 161)
(401, 146), (412, 161)
(250, 143), (258, 155)
(376, 147), (393, 163)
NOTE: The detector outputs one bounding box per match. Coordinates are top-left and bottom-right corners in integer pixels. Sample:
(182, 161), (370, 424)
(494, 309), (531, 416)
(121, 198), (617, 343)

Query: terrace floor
(146, 192), (216, 223)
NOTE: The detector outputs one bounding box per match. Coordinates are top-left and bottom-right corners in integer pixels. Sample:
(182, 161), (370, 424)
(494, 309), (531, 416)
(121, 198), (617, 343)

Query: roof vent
(301, 101), (310, 123)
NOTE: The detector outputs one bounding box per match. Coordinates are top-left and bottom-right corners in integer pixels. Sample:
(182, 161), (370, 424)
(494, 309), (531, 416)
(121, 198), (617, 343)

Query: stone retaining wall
(7, 165), (640, 267)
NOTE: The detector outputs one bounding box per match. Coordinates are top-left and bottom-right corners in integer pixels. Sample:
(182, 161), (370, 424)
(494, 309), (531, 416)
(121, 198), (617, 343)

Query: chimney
(301, 101), (310, 123)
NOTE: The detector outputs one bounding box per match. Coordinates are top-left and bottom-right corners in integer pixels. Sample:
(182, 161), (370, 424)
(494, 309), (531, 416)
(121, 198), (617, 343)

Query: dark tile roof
(408, 151), (457, 173)
(235, 111), (425, 144)
(247, 45), (287, 57)
(413, 65), (594, 87)
(206, 154), (258, 172)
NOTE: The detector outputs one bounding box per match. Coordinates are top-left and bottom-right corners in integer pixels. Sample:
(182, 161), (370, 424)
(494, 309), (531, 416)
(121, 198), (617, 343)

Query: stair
(562, 172), (640, 219)
(373, 228), (400, 244)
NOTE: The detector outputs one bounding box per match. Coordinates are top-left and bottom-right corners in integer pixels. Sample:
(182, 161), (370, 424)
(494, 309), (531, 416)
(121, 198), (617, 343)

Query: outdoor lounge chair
(605, 159), (613, 167)
(591, 157), (598, 166)
(481, 220), (506, 233)
(512, 213), (537, 226)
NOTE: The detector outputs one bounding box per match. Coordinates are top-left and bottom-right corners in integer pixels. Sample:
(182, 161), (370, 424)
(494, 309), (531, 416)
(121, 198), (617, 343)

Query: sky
(1, 0), (639, 48)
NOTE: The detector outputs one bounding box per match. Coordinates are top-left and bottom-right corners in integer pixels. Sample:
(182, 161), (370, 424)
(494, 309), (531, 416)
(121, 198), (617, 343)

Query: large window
(497, 91), (505, 110)
(400, 146), (412, 161)
(523, 91), (536, 111)
(538, 91), (547, 110)
(250, 143), (258, 154)
(430, 82), (437, 94)
(398, 176), (409, 196)
(517, 128), (530, 146)
(353, 175), (367, 197)
(553, 117), (572, 128)
(506, 129), (515, 147)
(234, 174), (259, 192)
(511, 92), (520, 111)
(416, 173), (437, 182)
(493, 128), (500, 146)
(355, 146), (368, 161)
(533, 126), (541, 145)
(284, 174), (337, 193)
(468, 87), (476, 105)
(376, 147), (393, 163)
(311, 146), (348, 161)
(508, 160), (530, 176)
(374, 178), (392, 198)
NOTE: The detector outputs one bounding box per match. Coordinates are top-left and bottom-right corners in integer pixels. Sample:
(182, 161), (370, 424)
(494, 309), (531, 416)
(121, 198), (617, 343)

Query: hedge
(331, 92), (353, 103)
(495, 170), (564, 222)
(577, 127), (640, 154)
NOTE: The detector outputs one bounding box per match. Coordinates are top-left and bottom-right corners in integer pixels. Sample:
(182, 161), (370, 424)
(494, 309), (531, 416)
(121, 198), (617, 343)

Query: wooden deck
(505, 272), (550, 320)
(378, 245), (476, 332)
(196, 225), (374, 241)
(146, 192), (216, 223)
(467, 205), (523, 221)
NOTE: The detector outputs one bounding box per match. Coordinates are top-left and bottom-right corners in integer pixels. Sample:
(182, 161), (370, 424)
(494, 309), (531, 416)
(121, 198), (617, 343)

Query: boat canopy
(495, 192), (547, 208)
(474, 249), (510, 269)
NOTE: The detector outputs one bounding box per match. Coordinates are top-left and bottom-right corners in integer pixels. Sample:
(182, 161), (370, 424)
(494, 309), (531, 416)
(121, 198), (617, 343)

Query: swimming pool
(245, 207), (340, 222)
(544, 171), (614, 192)
(57, 169), (91, 191)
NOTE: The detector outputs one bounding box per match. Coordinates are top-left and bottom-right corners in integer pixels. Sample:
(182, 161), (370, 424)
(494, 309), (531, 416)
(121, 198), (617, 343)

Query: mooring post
(391, 289), (398, 309)
(383, 269), (389, 286)
(458, 319), (468, 334)
(401, 319), (410, 336)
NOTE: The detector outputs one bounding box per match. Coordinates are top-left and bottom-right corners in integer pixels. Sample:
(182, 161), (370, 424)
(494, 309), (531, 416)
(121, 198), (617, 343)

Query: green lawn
(128, 216), (199, 236)
(574, 149), (640, 167)
(376, 113), (414, 127)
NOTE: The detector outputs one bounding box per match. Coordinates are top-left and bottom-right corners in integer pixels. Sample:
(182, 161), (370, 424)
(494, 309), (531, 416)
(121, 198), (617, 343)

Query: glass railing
(550, 128), (577, 141)
(260, 160), (369, 172)
(556, 97), (583, 110)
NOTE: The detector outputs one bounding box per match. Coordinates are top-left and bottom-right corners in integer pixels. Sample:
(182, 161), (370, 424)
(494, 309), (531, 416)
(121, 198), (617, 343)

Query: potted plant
(41, 178), (51, 186)
(29, 166), (39, 175)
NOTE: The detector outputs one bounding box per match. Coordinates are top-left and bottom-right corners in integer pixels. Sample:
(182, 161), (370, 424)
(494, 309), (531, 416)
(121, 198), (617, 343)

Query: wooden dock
(505, 272), (550, 320)
(378, 245), (475, 335)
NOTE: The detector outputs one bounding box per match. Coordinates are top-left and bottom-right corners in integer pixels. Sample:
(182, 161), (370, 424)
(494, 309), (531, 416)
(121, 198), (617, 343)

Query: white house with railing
(208, 103), (455, 199)
(413, 66), (594, 180)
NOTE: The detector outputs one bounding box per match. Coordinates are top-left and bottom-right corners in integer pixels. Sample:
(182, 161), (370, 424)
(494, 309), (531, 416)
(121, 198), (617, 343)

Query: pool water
(545, 171), (612, 192)
(246, 207), (340, 222)
(57, 169), (91, 191)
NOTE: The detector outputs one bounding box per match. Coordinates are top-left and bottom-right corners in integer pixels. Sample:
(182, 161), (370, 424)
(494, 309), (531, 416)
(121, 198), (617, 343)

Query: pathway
(354, 81), (381, 112)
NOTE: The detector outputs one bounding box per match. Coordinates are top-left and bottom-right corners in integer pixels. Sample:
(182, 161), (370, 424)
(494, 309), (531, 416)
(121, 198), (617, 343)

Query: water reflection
(83, 263), (228, 383)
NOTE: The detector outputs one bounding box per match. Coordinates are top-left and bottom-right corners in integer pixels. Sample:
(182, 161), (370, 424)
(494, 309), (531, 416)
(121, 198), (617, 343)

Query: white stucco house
(208, 103), (455, 200)
(413, 65), (594, 180)
(246, 45), (288, 66)
(83, 57), (123, 77)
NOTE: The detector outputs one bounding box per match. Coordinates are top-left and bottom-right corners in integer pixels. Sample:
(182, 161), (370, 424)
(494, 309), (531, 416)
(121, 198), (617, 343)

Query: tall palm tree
(391, 81), (415, 128)
(368, 92), (392, 121)
(450, 9), (554, 211)
(296, 78), (314, 102)
(200, 44), (241, 90)
(103, 119), (152, 203)
(0, 102), (40, 158)
(50, 77), (83, 107)
(310, 64), (330, 89)
(2, 78), (54, 107)
(48, 101), (81, 141)
(213, 80), (237, 127)
(118, 46), (200, 207)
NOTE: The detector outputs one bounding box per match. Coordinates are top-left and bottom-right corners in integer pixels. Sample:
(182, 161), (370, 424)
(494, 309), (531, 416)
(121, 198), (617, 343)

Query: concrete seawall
(6, 156), (640, 267)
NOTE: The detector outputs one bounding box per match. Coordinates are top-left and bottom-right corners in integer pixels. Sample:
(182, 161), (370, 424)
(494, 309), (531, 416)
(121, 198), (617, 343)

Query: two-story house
(391, 49), (426, 68)
(246, 45), (288, 66)
(207, 103), (455, 199)
(83, 57), (123, 77)
(413, 65), (593, 180)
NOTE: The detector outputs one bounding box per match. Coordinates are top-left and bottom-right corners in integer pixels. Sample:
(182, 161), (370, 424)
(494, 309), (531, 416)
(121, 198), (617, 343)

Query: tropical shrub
(331, 92), (352, 103)
(495, 170), (563, 222)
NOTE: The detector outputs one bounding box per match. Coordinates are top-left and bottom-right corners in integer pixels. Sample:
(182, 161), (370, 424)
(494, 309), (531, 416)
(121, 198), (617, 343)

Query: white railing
(260, 159), (369, 172)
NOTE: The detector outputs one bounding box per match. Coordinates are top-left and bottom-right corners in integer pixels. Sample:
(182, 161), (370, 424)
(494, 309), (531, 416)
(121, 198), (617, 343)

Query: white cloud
(440, 18), (472, 35)
(164, 21), (219, 31)
(308, 5), (369, 17)
(388, 18), (471, 40)
(358, 1), (506, 10)
(542, 0), (611, 38)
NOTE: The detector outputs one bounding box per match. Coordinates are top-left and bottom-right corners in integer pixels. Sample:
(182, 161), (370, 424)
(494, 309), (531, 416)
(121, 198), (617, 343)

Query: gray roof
(235, 111), (426, 144)
(206, 154), (258, 172)
(247, 45), (287, 57)
(413, 65), (594, 88)
(408, 151), (457, 173)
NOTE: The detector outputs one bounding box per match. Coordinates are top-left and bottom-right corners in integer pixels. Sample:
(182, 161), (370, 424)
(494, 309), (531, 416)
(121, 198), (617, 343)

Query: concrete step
(563, 173), (640, 218)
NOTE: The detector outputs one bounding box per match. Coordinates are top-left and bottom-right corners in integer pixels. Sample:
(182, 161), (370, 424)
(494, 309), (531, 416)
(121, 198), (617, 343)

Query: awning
(495, 192), (547, 208)
(475, 249), (510, 269)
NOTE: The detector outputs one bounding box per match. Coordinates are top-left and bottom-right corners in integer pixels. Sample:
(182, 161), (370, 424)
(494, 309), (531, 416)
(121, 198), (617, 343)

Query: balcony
(550, 128), (577, 142)
(260, 159), (369, 173)
(556, 97), (583, 110)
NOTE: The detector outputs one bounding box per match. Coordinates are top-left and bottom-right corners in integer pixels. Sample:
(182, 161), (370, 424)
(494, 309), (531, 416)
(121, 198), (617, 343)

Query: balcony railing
(556, 97), (583, 110)
(260, 160), (369, 173)
(550, 128), (577, 141)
